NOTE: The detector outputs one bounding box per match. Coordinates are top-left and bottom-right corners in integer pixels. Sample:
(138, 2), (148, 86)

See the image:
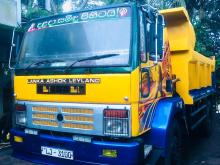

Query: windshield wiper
(65, 54), (120, 72)
(25, 59), (63, 69)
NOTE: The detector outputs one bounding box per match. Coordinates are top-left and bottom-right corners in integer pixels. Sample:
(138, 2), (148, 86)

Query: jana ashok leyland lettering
(27, 78), (101, 84)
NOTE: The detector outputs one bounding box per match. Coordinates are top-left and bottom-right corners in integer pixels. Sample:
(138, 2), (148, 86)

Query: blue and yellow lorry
(10, 2), (216, 165)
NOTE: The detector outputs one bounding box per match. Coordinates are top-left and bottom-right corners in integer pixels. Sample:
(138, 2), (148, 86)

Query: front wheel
(162, 120), (183, 165)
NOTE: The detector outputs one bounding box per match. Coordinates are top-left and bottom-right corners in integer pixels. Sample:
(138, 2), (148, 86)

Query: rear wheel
(200, 101), (213, 137)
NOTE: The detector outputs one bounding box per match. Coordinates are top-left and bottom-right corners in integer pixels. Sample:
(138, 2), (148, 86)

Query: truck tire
(157, 120), (183, 165)
(163, 120), (183, 165)
(200, 101), (213, 137)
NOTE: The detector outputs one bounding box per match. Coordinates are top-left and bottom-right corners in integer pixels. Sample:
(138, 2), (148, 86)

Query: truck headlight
(15, 104), (27, 126)
(103, 109), (129, 137)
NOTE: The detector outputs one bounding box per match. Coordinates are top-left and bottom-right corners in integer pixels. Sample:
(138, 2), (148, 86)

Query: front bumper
(11, 129), (144, 165)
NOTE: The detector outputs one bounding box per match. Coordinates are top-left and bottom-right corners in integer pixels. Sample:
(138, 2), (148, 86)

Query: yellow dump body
(160, 7), (215, 104)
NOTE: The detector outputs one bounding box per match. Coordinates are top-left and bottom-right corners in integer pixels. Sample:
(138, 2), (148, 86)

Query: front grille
(62, 108), (93, 114)
(32, 106), (58, 112)
(64, 115), (93, 122)
(20, 101), (130, 137)
(33, 120), (58, 127)
(31, 106), (94, 131)
(32, 113), (56, 119)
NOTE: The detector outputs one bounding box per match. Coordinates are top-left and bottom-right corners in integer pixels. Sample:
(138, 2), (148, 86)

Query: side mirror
(149, 14), (164, 63)
(141, 67), (150, 98)
(8, 29), (23, 70)
(157, 15), (164, 58)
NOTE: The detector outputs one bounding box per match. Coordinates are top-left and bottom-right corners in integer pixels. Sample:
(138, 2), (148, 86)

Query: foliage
(25, 7), (51, 19)
(185, 0), (220, 69)
(103, 0), (125, 4)
(21, 0), (52, 19)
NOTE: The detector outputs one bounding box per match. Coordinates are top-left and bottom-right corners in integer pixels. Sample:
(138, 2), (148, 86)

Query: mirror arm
(159, 14), (165, 59)
(9, 27), (16, 70)
(155, 13), (158, 64)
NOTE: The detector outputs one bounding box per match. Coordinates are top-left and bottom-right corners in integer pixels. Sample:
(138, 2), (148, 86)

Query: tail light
(15, 104), (27, 126)
(103, 109), (129, 137)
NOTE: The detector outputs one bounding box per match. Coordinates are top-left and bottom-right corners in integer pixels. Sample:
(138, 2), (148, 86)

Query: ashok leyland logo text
(27, 78), (101, 84)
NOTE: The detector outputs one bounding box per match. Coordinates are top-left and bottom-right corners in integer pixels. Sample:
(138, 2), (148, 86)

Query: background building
(0, 0), (21, 139)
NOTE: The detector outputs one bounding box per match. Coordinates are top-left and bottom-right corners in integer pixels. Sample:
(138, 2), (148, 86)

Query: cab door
(138, 9), (163, 133)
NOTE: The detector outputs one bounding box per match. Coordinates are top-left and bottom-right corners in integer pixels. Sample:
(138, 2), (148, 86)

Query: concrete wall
(0, 0), (21, 28)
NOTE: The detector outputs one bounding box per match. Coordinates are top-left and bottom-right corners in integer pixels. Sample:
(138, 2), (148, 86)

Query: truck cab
(11, 2), (215, 165)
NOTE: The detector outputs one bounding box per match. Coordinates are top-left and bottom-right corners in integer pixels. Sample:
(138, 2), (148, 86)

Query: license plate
(41, 146), (74, 160)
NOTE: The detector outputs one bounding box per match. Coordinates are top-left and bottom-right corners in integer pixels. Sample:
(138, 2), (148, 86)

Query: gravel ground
(184, 111), (220, 165)
(0, 113), (220, 165)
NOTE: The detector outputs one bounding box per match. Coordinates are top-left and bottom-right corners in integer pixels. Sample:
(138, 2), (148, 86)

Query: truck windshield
(17, 7), (131, 69)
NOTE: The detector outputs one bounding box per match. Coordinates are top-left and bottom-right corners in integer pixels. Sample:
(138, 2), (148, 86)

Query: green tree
(21, 0), (52, 19)
(185, 0), (220, 67)
(103, 0), (125, 4)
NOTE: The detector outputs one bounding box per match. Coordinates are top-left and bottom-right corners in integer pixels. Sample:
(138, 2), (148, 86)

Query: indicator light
(14, 136), (23, 143)
(102, 149), (117, 158)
